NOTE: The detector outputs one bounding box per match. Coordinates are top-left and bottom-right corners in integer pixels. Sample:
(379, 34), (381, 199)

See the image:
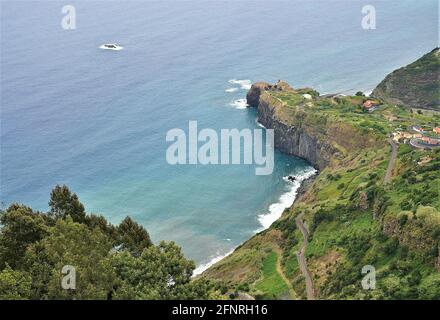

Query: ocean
(1, 0), (437, 272)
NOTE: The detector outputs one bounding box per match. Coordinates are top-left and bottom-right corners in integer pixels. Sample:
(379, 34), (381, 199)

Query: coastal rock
(247, 82), (334, 170)
(246, 81), (294, 108)
(246, 82), (271, 108)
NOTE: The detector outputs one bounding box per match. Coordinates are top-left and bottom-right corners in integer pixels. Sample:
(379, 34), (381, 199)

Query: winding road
(295, 212), (315, 300)
(292, 139), (398, 300)
(384, 139), (398, 185)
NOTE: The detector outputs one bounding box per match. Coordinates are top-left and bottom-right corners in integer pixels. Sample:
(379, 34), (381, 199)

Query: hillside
(372, 48), (440, 110)
(202, 78), (440, 299)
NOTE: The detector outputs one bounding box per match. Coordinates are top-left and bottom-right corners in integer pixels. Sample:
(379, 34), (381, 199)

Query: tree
(48, 185), (86, 223)
(1, 185), (213, 300)
(111, 241), (206, 299)
(117, 216), (152, 255)
(0, 204), (50, 269)
(0, 265), (32, 300)
(24, 217), (117, 299)
(355, 91), (365, 96)
(85, 213), (118, 243)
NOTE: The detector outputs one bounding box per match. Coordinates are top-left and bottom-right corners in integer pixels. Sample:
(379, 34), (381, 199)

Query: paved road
(384, 139), (398, 185)
(295, 212), (315, 300)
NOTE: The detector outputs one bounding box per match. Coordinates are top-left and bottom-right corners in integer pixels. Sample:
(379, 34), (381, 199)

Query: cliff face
(372, 48), (440, 110)
(247, 82), (335, 170)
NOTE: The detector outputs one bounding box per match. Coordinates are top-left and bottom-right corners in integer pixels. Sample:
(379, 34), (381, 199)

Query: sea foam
(230, 98), (248, 109)
(192, 249), (235, 276)
(255, 118), (266, 128)
(228, 79), (252, 90)
(193, 167), (317, 276)
(257, 168), (317, 230)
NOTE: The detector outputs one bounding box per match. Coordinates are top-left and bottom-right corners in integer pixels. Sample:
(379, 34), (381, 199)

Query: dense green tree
(0, 204), (50, 269)
(85, 213), (118, 243)
(0, 265), (32, 300)
(0, 185), (213, 300)
(111, 241), (206, 299)
(48, 185), (86, 223)
(117, 216), (152, 255)
(24, 217), (117, 299)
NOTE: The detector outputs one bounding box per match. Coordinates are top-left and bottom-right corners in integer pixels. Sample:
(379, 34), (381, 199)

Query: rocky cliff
(247, 82), (336, 170)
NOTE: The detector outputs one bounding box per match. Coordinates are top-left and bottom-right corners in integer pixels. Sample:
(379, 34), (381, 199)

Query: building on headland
(392, 131), (422, 143)
(421, 137), (440, 145)
(433, 127), (440, 134)
(362, 100), (378, 111)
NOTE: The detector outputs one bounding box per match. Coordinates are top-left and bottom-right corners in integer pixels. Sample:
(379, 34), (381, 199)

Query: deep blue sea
(1, 0), (438, 271)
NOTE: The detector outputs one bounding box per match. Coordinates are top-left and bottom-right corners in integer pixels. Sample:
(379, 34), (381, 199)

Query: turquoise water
(1, 1), (438, 269)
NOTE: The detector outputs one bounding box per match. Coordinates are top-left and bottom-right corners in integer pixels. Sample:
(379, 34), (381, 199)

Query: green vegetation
(254, 251), (289, 299)
(372, 48), (440, 110)
(0, 186), (217, 300)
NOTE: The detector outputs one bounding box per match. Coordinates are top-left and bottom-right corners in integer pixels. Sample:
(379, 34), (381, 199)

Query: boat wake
(99, 44), (124, 51)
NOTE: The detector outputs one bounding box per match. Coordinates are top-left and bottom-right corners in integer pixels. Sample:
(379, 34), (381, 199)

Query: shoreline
(194, 165), (318, 277)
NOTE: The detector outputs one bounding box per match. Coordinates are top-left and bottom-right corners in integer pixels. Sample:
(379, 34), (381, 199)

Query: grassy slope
(254, 251), (290, 299)
(202, 89), (440, 300)
(372, 48), (440, 110)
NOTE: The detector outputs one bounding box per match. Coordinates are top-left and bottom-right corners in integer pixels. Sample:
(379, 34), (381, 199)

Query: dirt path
(295, 212), (315, 300)
(274, 249), (297, 299)
(384, 139), (398, 185)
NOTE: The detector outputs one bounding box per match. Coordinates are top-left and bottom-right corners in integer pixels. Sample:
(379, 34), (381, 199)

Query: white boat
(99, 43), (124, 51)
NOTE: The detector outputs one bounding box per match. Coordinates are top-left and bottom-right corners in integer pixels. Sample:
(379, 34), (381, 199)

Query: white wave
(192, 249), (235, 277)
(193, 168), (317, 275)
(230, 98), (248, 109)
(228, 79), (252, 90)
(257, 168), (318, 230)
(255, 118), (266, 128)
(225, 88), (239, 93)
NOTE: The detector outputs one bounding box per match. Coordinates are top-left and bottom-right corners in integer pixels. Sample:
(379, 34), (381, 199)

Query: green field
(254, 251), (290, 299)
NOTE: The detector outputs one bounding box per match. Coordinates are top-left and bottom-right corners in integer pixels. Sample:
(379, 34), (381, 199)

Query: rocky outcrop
(247, 82), (335, 170)
(246, 81), (294, 108)
(246, 82), (270, 108)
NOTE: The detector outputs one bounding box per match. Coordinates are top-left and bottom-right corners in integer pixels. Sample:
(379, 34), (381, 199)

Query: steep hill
(372, 48), (440, 110)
